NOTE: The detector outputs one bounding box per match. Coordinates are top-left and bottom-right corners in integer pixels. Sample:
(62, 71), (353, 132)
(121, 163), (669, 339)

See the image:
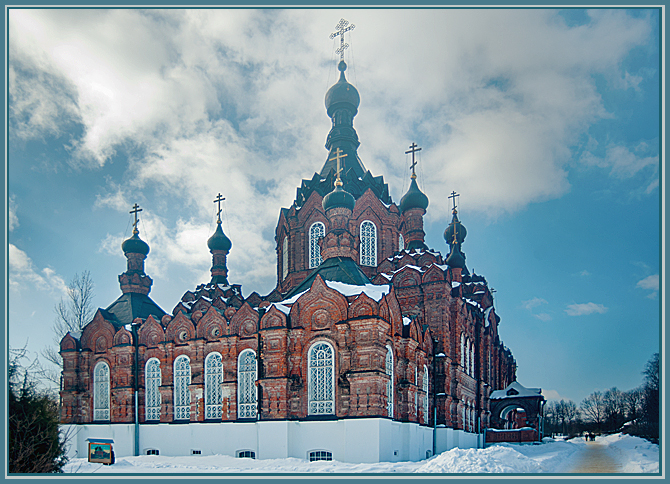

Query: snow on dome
(451, 281), (461, 288)
(68, 330), (82, 340)
(403, 317), (411, 326)
(490, 381), (543, 400)
(325, 281), (390, 302)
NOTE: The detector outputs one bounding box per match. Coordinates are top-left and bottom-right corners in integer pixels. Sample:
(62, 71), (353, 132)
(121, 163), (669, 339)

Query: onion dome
(399, 177), (429, 213)
(325, 61), (360, 117)
(122, 231), (150, 256)
(444, 212), (467, 246)
(446, 245), (466, 269)
(207, 221), (232, 252)
(323, 183), (355, 212)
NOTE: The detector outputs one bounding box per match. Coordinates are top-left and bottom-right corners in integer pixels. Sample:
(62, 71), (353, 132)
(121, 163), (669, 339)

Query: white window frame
(93, 361), (110, 421)
(237, 349), (258, 419)
(282, 236), (289, 280)
(308, 341), (335, 415)
(174, 355), (191, 420)
(205, 352), (223, 420)
(385, 345), (393, 418)
(308, 222), (325, 268)
(360, 220), (377, 267)
(145, 358), (161, 421)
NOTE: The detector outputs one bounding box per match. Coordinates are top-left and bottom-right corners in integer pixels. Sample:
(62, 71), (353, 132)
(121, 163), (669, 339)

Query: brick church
(59, 25), (517, 463)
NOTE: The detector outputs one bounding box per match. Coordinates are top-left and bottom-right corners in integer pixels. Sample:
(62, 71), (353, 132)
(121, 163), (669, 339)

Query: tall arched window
(385, 345), (394, 418)
(423, 365), (429, 425)
(398, 233), (405, 251)
(174, 355), (191, 420)
(360, 221), (377, 266)
(282, 236), (289, 280)
(470, 343), (475, 378)
(309, 222), (325, 268)
(308, 342), (335, 415)
(238, 349), (257, 419)
(205, 352), (223, 420)
(465, 339), (471, 376)
(460, 333), (465, 369)
(145, 358), (161, 421)
(93, 361), (110, 421)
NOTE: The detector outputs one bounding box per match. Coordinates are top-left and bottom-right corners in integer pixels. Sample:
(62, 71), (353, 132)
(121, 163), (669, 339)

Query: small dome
(399, 178), (429, 214)
(444, 213), (467, 245)
(325, 61), (360, 117)
(207, 222), (232, 252)
(323, 183), (355, 212)
(122, 232), (150, 256)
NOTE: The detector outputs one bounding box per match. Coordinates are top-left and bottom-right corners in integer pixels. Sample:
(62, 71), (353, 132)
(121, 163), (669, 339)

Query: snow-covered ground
(62, 433), (659, 474)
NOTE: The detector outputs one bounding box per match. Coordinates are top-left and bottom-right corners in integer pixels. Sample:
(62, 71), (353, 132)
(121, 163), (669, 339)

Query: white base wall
(62, 420), (482, 463)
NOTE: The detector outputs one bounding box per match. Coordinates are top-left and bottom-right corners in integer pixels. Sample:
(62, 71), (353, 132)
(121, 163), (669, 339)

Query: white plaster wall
(61, 420), (481, 463)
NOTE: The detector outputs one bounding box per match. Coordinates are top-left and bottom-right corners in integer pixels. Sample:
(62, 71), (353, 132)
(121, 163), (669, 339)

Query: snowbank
(598, 433), (660, 473)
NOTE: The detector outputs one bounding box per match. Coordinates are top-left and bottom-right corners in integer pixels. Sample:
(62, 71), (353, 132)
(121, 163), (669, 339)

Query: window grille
(93, 362), (110, 421)
(146, 449), (159, 455)
(237, 349), (257, 419)
(398, 233), (405, 251)
(360, 221), (377, 266)
(282, 236), (289, 280)
(385, 346), (393, 418)
(423, 365), (429, 425)
(309, 451), (332, 462)
(205, 352), (222, 420)
(237, 450), (256, 459)
(309, 222), (325, 268)
(145, 358), (161, 421)
(174, 355), (191, 420)
(308, 342), (335, 415)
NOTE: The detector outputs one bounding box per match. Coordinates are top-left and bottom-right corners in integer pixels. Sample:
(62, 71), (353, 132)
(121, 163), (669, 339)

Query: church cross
(213, 193), (225, 223)
(448, 191), (460, 213)
(405, 142), (422, 178)
(330, 18), (355, 61)
(130, 203), (142, 235)
(329, 147), (348, 186)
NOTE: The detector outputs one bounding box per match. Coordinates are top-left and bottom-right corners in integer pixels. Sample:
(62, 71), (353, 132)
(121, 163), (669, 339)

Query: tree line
(543, 353), (659, 443)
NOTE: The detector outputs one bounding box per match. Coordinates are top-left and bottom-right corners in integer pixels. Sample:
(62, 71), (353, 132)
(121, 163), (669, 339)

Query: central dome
(325, 61), (360, 117)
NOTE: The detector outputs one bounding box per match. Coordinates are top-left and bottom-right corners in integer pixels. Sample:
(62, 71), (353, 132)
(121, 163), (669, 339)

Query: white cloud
(579, 270), (591, 277)
(9, 244), (67, 295)
(8, 195), (18, 231)
(535, 313), (552, 322)
(565, 302), (608, 316)
(522, 297), (548, 311)
(636, 274), (659, 291)
(580, 144), (658, 179)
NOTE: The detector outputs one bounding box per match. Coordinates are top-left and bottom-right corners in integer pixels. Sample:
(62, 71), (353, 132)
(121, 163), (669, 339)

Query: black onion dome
(207, 222), (232, 252)
(446, 246), (466, 269)
(399, 178), (429, 214)
(122, 232), (150, 256)
(325, 61), (360, 117)
(444, 213), (467, 245)
(323, 184), (355, 212)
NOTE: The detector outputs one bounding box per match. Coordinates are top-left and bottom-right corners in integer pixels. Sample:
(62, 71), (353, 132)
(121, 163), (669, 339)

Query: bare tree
(580, 391), (606, 431)
(624, 388), (643, 422)
(41, 271), (95, 384)
(603, 387), (626, 431)
(641, 353), (659, 440)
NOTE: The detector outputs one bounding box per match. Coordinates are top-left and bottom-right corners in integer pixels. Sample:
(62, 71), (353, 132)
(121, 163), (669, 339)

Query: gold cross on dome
(129, 203), (142, 235)
(405, 142), (422, 178)
(330, 18), (355, 61)
(448, 191), (460, 214)
(329, 147), (348, 186)
(213, 193), (225, 223)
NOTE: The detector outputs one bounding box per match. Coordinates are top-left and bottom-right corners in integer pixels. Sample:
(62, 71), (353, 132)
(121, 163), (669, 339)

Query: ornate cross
(448, 191), (460, 213)
(405, 142), (422, 178)
(213, 193), (225, 223)
(329, 147), (348, 186)
(130, 203), (142, 235)
(330, 18), (355, 61)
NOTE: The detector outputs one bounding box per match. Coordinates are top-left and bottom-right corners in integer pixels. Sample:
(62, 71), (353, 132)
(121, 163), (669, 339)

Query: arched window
(93, 361), (110, 421)
(174, 355), (191, 420)
(360, 221), (377, 266)
(309, 222), (325, 268)
(238, 349), (257, 419)
(423, 365), (429, 425)
(470, 343), (475, 378)
(308, 341), (335, 415)
(145, 358), (161, 421)
(465, 339), (471, 376)
(205, 352), (223, 420)
(385, 345), (393, 418)
(460, 333), (465, 369)
(282, 236), (289, 280)
(398, 233), (405, 251)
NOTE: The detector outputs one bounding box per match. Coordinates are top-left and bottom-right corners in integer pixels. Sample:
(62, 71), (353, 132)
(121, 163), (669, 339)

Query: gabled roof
(490, 381), (543, 400)
(285, 256), (372, 299)
(102, 292), (167, 328)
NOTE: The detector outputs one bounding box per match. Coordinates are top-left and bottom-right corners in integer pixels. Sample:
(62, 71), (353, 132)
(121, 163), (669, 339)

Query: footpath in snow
(62, 433), (659, 474)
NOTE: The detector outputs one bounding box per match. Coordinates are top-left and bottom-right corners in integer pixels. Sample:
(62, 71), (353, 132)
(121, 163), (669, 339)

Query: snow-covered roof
(451, 281), (461, 288)
(490, 381), (543, 400)
(68, 330), (82, 340)
(325, 281), (390, 302)
(403, 317), (411, 326)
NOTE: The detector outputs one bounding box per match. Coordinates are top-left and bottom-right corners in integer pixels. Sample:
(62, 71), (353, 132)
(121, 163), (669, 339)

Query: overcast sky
(7, 8), (661, 405)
